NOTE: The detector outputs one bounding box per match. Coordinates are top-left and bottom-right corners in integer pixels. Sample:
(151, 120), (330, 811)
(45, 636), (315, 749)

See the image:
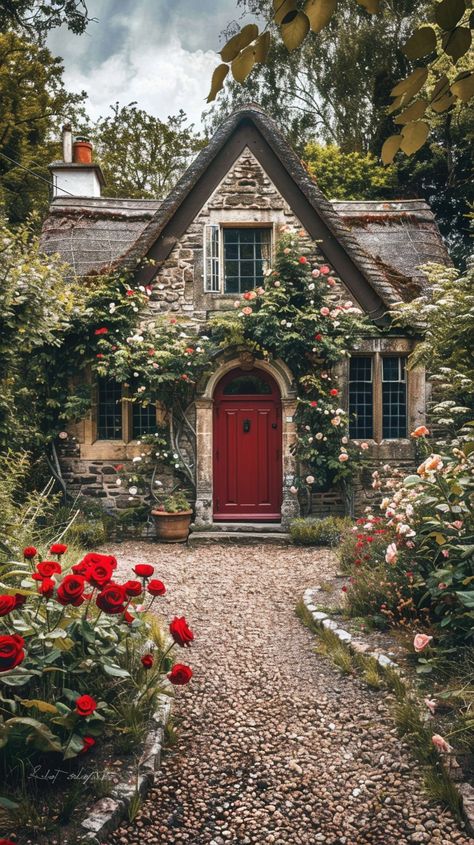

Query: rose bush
(0, 545), (194, 773)
(341, 427), (474, 660)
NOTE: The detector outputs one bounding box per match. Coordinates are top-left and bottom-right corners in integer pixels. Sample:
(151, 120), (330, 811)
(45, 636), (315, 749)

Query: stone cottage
(41, 104), (451, 532)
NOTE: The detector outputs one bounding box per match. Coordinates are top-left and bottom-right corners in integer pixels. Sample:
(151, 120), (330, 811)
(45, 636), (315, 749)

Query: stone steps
(191, 522), (287, 534)
(189, 530), (291, 545)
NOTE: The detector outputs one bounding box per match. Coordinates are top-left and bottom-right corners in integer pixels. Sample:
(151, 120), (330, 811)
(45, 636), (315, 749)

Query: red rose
(94, 327), (109, 336)
(185, 347), (194, 354)
(56, 574), (85, 607)
(123, 610), (135, 624)
(341, 585), (348, 593)
(147, 579), (166, 596)
(330, 388), (338, 396)
(37, 561), (62, 578)
(299, 256), (308, 264)
(75, 694), (97, 716)
(38, 578), (55, 597)
(170, 616), (194, 648)
(85, 559), (114, 589)
(96, 582), (127, 614)
(0, 634), (25, 671)
(81, 736), (96, 753)
(133, 564), (154, 579)
(124, 580), (143, 597)
(126, 289), (134, 296)
(168, 663), (193, 686)
(50, 543), (68, 556)
(310, 400), (318, 407)
(72, 561), (88, 576)
(0, 596), (17, 616)
(315, 334), (322, 341)
(23, 546), (37, 559)
(81, 552), (117, 571)
(0, 839), (17, 845)
(141, 653), (154, 669)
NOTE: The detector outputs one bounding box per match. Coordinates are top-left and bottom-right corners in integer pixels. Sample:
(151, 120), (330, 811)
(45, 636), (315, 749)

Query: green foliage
(90, 103), (205, 200)
(0, 1), (91, 37)
(392, 262), (474, 432)
(65, 521), (106, 549)
(304, 142), (397, 199)
(161, 492), (191, 513)
(290, 515), (352, 546)
(0, 32), (86, 224)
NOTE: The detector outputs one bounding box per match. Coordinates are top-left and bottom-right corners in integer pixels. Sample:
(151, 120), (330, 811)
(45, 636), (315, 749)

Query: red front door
(213, 368), (282, 521)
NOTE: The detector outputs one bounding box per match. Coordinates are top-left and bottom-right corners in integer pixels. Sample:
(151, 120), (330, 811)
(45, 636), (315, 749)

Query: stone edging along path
(302, 587), (474, 838)
(79, 694), (171, 844)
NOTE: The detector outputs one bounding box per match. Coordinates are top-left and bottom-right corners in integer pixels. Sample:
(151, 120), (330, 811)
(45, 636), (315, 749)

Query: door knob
(243, 419), (251, 433)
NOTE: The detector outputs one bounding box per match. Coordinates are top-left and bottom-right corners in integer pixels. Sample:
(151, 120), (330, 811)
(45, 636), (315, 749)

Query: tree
(0, 32), (86, 223)
(208, 0), (473, 159)
(303, 143), (397, 198)
(90, 103), (205, 200)
(0, 0), (91, 38)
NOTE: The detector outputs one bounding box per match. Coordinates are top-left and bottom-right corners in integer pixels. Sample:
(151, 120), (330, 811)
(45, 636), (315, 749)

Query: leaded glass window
(132, 403), (157, 438)
(349, 357), (373, 439)
(223, 228), (271, 294)
(382, 356), (407, 438)
(97, 379), (122, 440)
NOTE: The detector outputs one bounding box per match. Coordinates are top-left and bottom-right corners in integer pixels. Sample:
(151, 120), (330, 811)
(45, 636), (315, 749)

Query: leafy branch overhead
(208, 0), (473, 160)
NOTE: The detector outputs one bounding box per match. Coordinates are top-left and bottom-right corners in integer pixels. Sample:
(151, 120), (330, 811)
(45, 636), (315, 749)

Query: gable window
(382, 356), (407, 438)
(204, 225), (271, 294)
(349, 357), (373, 439)
(349, 354), (408, 441)
(132, 402), (157, 438)
(97, 378), (123, 440)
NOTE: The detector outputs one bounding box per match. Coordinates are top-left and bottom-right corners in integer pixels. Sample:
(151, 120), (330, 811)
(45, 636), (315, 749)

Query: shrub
(66, 520), (106, 548)
(341, 427), (474, 657)
(0, 543), (194, 787)
(290, 515), (352, 546)
(161, 492), (191, 513)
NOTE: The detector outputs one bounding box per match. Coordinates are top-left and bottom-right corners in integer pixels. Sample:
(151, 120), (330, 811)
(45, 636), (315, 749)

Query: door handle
(272, 423), (277, 429)
(243, 419), (251, 433)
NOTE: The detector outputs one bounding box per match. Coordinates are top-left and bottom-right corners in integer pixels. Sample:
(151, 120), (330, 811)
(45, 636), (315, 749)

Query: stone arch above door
(193, 352), (299, 529)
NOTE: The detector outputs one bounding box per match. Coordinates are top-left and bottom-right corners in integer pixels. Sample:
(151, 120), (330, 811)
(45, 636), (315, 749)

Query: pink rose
(438, 582), (448, 590)
(452, 520), (463, 530)
(320, 265), (330, 274)
(413, 633), (433, 652)
(320, 307), (330, 317)
(242, 306), (253, 316)
(327, 277), (336, 286)
(338, 453), (349, 463)
(360, 442), (369, 450)
(385, 543), (398, 565)
(411, 425), (429, 438)
(431, 734), (451, 753)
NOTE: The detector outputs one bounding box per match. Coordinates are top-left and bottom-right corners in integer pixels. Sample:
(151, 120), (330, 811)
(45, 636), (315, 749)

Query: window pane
(223, 375), (272, 395)
(223, 228), (271, 293)
(349, 357), (373, 439)
(97, 379), (122, 440)
(383, 357), (407, 438)
(132, 403), (157, 438)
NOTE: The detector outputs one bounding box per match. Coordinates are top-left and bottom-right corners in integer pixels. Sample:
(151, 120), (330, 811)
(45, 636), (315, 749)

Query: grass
(297, 596), (466, 824)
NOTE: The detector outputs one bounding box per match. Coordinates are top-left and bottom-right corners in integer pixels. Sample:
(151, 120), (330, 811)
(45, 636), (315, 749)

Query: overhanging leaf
(394, 98), (428, 124)
(280, 10), (310, 50)
(381, 134), (401, 165)
(435, 0), (465, 31)
(403, 26), (437, 59)
(355, 0), (380, 12)
(442, 26), (472, 61)
(400, 121), (430, 154)
(273, 0), (297, 25)
(220, 24), (259, 62)
(387, 94), (407, 114)
(231, 44), (257, 83)
(432, 93), (456, 111)
(304, 0), (337, 32)
(206, 64), (229, 103)
(391, 67), (428, 98)
(431, 74), (450, 102)
(451, 71), (474, 101)
(254, 31), (272, 63)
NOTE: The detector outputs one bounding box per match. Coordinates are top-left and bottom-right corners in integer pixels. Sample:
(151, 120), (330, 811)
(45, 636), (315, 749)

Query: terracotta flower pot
(151, 509), (193, 543)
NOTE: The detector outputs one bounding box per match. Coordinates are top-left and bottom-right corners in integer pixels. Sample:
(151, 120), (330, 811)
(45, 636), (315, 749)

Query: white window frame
(203, 223), (273, 295)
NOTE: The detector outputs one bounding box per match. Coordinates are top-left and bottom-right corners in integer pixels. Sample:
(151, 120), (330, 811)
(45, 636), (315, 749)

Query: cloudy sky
(47, 0), (253, 129)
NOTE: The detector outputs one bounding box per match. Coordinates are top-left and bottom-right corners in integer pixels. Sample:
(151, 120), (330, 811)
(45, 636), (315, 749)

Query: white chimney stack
(49, 129), (105, 199)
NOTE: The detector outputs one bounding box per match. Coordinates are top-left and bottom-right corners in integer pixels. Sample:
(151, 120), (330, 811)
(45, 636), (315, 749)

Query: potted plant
(151, 492), (193, 543)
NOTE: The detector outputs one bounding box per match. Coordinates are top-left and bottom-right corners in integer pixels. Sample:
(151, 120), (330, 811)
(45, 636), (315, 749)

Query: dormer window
(204, 225), (271, 294)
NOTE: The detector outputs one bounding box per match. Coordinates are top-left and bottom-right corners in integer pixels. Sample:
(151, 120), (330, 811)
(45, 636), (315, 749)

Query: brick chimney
(49, 125), (105, 198)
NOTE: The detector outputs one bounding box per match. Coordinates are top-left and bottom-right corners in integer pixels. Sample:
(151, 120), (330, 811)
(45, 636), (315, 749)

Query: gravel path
(108, 542), (472, 845)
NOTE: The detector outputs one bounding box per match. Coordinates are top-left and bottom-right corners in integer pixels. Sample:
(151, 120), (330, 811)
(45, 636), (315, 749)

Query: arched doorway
(213, 367), (282, 521)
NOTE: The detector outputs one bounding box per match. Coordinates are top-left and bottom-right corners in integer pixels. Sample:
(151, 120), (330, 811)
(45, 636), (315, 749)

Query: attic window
(203, 225), (271, 294)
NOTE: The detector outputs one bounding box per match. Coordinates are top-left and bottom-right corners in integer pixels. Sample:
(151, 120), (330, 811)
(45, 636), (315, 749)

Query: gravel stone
(105, 542), (473, 845)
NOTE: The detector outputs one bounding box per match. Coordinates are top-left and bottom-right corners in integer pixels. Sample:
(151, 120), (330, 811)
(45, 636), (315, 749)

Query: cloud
(47, 0), (250, 127)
